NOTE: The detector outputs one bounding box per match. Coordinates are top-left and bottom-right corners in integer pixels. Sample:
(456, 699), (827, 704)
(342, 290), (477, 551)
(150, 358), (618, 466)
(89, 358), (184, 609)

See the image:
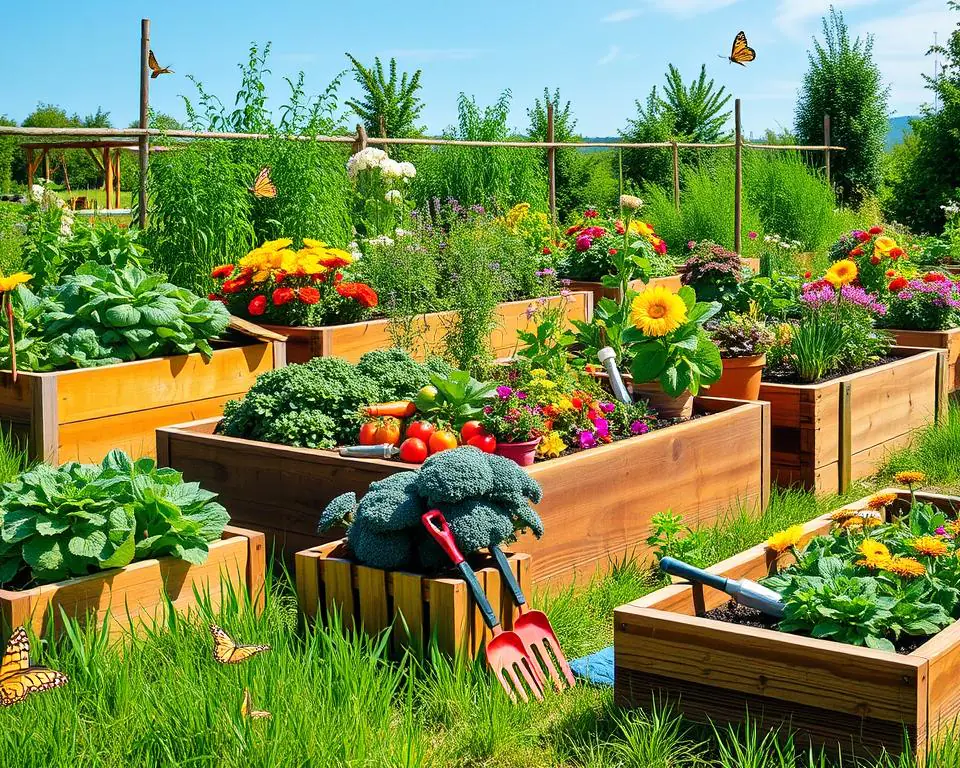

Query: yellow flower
(629, 220), (654, 237)
(0, 272), (32, 293)
(556, 397), (574, 411)
(857, 540), (891, 570)
(909, 536), (949, 557)
(895, 471), (926, 487)
(537, 431), (567, 459)
(883, 556), (927, 579)
(874, 236), (897, 254)
(630, 286), (687, 337)
(261, 238), (293, 251)
(825, 259), (858, 288)
(867, 493), (898, 511)
(504, 203), (530, 230)
(302, 238), (328, 249)
(776, 323), (793, 343)
(251, 270), (271, 284)
(766, 525), (804, 554)
(529, 369), (548, 379)
(831, 508), (857, 522)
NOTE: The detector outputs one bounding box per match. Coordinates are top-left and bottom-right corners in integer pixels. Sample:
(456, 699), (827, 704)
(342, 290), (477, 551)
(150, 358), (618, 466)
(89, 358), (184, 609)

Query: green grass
(879, 402), (960, 494)
(0, 201), (25, 274)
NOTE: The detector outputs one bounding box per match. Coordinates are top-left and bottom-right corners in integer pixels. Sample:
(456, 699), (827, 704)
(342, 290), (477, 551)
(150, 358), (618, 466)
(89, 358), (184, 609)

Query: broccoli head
(484, 453), (544, 504)
(318, 492), (357, 533)
(416, 447), (495, 505)
(358, 472), (426, 532)
(346, 515), (414, 571)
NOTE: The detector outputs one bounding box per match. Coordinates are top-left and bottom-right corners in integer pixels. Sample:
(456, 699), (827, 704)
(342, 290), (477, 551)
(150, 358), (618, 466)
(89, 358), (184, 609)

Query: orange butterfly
(728, 31), (756, 66)
(0, 627), (68, 707)
(148, 50), (174, 78)
(249, 166), (277, 199)
(210, 624), (271, 665)
(240, 687), (272, 720)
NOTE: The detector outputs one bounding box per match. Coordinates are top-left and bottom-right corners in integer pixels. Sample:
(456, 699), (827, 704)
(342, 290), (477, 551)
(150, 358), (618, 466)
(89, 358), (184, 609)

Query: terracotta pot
(631, 382), (694, 419)
(495, 438), (542, 467)
(709, 354), (767, 401)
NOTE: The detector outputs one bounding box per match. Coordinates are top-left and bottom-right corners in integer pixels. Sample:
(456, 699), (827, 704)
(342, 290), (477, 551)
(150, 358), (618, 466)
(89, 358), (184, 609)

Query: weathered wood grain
(891, 327), (960, 392)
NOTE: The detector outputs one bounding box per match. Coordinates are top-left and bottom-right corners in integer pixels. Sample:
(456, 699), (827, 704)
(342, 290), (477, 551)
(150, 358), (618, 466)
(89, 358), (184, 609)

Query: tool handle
(659, 557), (729, 593)
(489, 546), (527, 608)
(598, 347), (632, 405)
(422, 510), (499, 629)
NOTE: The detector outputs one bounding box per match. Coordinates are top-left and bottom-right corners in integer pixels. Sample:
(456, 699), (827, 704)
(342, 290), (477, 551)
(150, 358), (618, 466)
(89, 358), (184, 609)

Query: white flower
(385, 189), (402, 204)
(399, 161), (417, 179)
(348, 241), (362, 259)
(346, 147), (389, 178)
(780, 242), (791, 249)
(379, 158), (404, 178)
(394, 228), (413, 237)
(366, 235), (395, 247)
(619, 194), (643, 211)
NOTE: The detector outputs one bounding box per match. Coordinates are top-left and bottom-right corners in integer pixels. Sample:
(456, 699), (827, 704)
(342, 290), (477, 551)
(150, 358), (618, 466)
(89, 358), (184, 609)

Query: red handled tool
(422, 510), (544, 703)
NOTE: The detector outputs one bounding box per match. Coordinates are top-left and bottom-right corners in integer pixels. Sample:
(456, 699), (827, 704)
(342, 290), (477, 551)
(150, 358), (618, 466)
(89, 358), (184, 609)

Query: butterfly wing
(730, 31), (756, 65)
(0, 667), (69, 707)
(241, 687), (272, 719)
(250, 167), (277, 199)
(211, 624), (270, 664)
(0, 627), (30, 680)
(148, 50), (160, 74)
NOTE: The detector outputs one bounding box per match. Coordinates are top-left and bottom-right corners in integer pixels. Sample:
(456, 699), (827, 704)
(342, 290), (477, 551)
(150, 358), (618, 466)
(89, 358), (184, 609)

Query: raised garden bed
(614, 490), (960, 761)
(759, 347), (947, 494)
(0, 526), (266, 638)
(0, 333), (285, 465)
(889, 328), (960, 392)
(261, 292), (592, 365)
(158, 396), (770, 586)
(566, 275), (681, 306)
(296, 539), (530, 658)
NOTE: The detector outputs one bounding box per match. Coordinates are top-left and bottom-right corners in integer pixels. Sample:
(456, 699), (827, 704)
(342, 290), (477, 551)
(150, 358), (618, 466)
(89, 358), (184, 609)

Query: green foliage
(0, 203), (25, 275)
(680, 240), (750, 310)
(0, 115), (16, 194)
(2, 265), (230, 371)
(344, 54), (424, 140)
(0, 450), (228, 586)
(354, 347), (450, 403)
(412, 91), (548, 210)
(414, 368), (495, 429)
(707, 313), (775, 357)
(795, 7), (889, 204)
(318, 447), (543, 571)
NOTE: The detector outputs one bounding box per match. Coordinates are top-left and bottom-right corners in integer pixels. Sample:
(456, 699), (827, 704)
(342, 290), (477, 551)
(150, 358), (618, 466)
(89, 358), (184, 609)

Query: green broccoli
(416, 448), (495, 505)
(347, 515), (414, 571)
(318, 492), (357, 532)
(484, 453), (544, 504)
(361, 473), (426, 531)
(355, 348), (434, 402)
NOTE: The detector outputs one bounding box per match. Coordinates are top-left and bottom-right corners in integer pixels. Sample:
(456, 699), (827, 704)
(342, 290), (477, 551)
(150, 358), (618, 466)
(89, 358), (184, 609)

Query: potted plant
(480, 384), (546, 466)
(680, 241), (752, 311)
(707, 313), (774, 400)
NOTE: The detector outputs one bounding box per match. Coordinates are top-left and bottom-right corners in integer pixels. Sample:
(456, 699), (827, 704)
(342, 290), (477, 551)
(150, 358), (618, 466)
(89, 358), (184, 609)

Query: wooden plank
(355, 565), (389, 636)
(321, 558), (356, 633)
(891, 328), (960, 392)
(838, 380), (852, 493)
(429, 578), (469, 658)
(0, 371), (38, 421)
(31, 375), (59, 465)
(391, 572), (424, 654)
(294, 549), (322, 621)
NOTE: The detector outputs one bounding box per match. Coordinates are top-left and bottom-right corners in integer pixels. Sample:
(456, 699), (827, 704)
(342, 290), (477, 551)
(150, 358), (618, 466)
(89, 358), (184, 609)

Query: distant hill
(886, 116), (917, 150)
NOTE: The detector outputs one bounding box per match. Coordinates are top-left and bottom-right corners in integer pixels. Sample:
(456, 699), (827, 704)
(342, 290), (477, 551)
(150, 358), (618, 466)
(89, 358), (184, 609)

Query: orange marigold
(867, 493), (898, 511)
(909, 536), (949, 557)
(895, 471), (926, 486)
(831, 509), (857, 522)
(883, 557), (927, 579)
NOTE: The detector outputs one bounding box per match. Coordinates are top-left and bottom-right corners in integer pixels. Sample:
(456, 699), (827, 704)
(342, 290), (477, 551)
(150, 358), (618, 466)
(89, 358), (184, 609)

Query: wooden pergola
(23, 140), (136, 209)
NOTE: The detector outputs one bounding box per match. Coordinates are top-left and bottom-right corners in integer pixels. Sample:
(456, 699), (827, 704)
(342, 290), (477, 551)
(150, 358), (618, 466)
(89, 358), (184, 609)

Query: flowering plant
(480, 385), (547, 444)
(210, 238), (378, 326)
(879, 271), (960, 331)
(501, 203), (554, 255)
(707, 312), (774, 358)
(829, 226), (906, 294)
(681, 241), (752, 310)
(347, 148), (416, 238)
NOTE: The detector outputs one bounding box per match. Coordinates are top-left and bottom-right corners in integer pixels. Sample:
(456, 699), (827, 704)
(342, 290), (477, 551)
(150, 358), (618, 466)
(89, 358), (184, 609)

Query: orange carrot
(365, 401), (416, 418)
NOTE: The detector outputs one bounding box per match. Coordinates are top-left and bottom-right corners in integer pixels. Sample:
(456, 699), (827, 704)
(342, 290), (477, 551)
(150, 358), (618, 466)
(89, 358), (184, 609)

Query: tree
(620, 64), (732, 189)
(0, 115), (16, 194)
(795, 7), (888, 205)
(527, 88), (578, 143)
(885, 1), (960, 233)
(345, 54), (424, 139)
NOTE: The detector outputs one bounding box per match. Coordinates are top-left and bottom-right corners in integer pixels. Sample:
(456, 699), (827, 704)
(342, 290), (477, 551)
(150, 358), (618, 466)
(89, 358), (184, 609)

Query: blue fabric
(569, 645), (614, 687)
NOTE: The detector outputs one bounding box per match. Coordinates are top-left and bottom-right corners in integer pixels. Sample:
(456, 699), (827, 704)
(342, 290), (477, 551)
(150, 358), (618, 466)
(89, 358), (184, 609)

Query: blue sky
(0, 0), (954, 137)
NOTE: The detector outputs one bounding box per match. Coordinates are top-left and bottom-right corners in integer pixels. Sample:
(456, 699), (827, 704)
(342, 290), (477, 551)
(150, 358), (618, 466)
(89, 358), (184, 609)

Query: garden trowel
(659, 556), (785, 618)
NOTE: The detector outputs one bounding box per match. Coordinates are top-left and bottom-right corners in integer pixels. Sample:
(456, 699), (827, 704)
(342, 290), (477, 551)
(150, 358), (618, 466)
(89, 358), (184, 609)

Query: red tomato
(358, 422), (379, 445)
(406, 420), (437, 444)
(460, 420), (487, 443)
(467, 434), (497, 454)
(373, 417), (402, 446)
(398, 437), (428, 464)
(428, 430), (459, 455)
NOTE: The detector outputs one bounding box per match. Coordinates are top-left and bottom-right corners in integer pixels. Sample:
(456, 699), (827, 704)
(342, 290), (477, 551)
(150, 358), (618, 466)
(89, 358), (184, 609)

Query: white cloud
(380, 48), (483, 62)
(603, 8), (642, 22)
(602, 0), (740, 21)
(598, 44), (621, 65)
(774, 0), (882, 36)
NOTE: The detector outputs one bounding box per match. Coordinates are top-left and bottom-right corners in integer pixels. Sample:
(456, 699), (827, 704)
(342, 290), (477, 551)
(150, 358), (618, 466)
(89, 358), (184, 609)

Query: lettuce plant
(0, 450), (229, 586)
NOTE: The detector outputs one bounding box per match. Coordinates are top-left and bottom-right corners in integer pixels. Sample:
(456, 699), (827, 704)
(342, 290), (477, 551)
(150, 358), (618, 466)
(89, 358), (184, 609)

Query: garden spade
(659, 557), (785, 618)
(422, 510), (544, 703)
(489, 545), (575, 692)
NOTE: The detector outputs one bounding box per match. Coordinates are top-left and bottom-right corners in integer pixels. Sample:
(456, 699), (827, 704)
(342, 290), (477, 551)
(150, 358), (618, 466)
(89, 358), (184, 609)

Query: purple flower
(489, 261), (501, 271)
(471, 204), (486, 214)
(561, 278), (572, 288)
(630, 420), (649, 435)
(516, 391), (528, 400)
(496, 385), (513, 400)
(687, 241), (696, 250)
(599, 402), (616, 414)
(593, 418), (610, 438)
(578, 430), (597, 449)
(535, 268), (556, 277)
(748, 231), (758, 240)
(937, 526), (948, 535)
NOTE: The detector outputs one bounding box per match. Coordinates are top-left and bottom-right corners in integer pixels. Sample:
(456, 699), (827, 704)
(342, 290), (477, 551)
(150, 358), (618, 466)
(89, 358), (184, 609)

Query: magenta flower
(516, 391), (528, 400)
(748, 231), (758, 240)
(575, 234), (593, 252)
(687, 241), (696, 250)
(630, 420), (649, 435)
(593, 418), (610, 438)
(578, 430), (597, 449)
(599, 402), (616, 414)
(496, 385), (513, 400)
(483, 405), (493, 415)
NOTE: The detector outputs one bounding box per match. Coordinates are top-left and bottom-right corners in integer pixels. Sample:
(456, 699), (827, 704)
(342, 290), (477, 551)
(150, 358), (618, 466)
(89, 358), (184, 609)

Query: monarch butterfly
(0, 627), (68, 707)
(210, 624), (271, 665)
(240, 687), (272, 720)
(249, 166), (277, 199)
(148, 50), (174, 78)
(728, 31), (756, 66)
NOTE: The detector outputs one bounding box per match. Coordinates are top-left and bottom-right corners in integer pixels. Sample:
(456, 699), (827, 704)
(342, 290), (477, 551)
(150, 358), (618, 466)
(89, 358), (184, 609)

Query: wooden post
(114, 149), (121, 208)
(137, 18), (150, 228)
(823, 114), (831, 188)
(25, 147), (34, 189)
(547, 102), (556, 224)
(103, 146), (112, 209)
(671, 141), (680, 212)
(43, 151), (50, 182)
(734, 98), (743, 255)
(352, 124), (368, 155)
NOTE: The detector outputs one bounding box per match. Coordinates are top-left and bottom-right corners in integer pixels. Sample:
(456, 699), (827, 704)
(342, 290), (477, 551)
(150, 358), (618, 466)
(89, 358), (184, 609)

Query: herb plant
(681, 241), (749, 310)
(707, 313), (775, 358)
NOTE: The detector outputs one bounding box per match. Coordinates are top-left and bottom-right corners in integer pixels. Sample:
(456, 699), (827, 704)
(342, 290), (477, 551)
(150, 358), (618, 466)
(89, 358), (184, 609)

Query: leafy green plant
(0, 450), (229, 586)
(414, 368), (495, 429)
(646, 511), (708, 565)
(345, 54), (424, 142)
(1, 265), (230, 371)
(708, 313), (775, 358)
(681, 241), (749, 310)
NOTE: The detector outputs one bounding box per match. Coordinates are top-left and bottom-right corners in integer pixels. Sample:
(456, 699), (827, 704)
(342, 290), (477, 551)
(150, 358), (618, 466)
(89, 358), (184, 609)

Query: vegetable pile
(0, 450), (230, 587)
(318, 447), (544, 571)
(1, 265), (230, 371)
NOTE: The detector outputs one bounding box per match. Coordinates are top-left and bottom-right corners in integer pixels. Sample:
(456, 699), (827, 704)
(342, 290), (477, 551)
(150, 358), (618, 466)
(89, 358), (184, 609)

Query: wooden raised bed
(760, 347), (947, 494)
(261, 292), (592, 365)
(566, 274), (681, 305)
(889, 327), (960, 392)
(158, 396), (770, 586)
(614, 490), (960, 761)
(1, 526), (266, 639)
(0, 330), (285, 465)
(296, 539), (530, 658)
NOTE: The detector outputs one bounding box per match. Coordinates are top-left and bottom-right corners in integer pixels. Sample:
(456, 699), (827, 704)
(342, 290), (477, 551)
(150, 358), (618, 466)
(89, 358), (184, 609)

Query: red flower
(804, 271), (812, 279)
(247, 295), (267, 316)
(274, 270), (287, 283)
(889, 247), (904, 258)
(608, 248), (618, 255)
(336, 281), (379, 308)
(850, 247), (864, 257)
(870, 255), (881, 265)
(297, 286), (321, 305)
(211, 264), (235, 279)
(888, 277), (909, 292)
(272, 287), (295, 306)
(221, 278), (244, 294)
(335, 272), (344, 283)
(857, 231), (872, 243)
(207, 293), (227, 305)
(582, 226), (606, 238)
(584, 209), (598, 219)
(654, 240), (667, 255)
(615, 220), (626, 235)
(868, 226), (884, 235)
(886, 269), (896, 278)
(565, 225), (582, 236)
(924, 272), (948, 283)
(542, 246), (552, 255)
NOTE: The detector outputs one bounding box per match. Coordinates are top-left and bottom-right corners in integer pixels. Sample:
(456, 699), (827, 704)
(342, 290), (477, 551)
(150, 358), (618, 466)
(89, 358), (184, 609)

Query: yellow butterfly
(728, 31), (756, 66)
(0, 627), (68, 707)
(240, 687), (272, 720)
(210, 624), (271, 665)
(249, 166), (277, 199)
(148, 50), (174, 78)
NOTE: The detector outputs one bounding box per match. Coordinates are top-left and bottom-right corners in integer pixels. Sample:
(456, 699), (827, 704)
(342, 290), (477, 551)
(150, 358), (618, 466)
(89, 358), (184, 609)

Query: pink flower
(630, 420), (649, 435)
(578, 430), (597, 449)
(575, 235), (593, 252)
(593, 418), (610, 438)
(748, 231), (757, 240)
(599, 402), (616, 414)
(687, 241), (696, 250)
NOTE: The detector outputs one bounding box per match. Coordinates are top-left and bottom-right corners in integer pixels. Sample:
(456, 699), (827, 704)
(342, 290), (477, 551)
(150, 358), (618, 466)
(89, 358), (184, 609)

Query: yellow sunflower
(630, 286), (687, 337)
(629, 220), (654, 237)
(883, 556), (927, 579)
(909, 536), (949, 557)
(766, 525), (804, 554)
(261, 238), (293, 251)
(894, 471), (926, 487)
(0, 272), (31, 293)
(867, 492), (898, 511)
(825, 259), (858, 288)
(873, 236), (897, 254)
